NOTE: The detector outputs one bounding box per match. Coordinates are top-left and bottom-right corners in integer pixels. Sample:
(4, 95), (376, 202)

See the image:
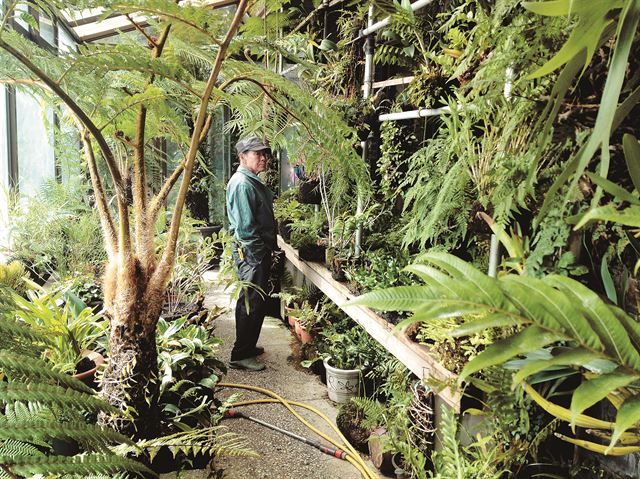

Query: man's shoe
(229, 357), (266, 371)
(252, 346), (265, 356)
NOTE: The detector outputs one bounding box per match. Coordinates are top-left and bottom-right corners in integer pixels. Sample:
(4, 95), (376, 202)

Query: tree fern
(352, 251), (640, 453)
(115, 427), (257, 462)
(0, 421), (135, 453)
(1, 453), (155, 477)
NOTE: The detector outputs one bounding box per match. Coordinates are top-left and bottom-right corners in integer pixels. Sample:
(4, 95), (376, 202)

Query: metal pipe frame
(362, 0), (437, 36)
(378, 105), (451, 122)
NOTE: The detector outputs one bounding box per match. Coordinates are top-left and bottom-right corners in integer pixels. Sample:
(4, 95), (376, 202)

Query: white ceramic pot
(323, 357), (361, 403)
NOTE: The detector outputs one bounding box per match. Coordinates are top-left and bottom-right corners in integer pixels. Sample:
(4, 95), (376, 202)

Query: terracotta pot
(72, 350), (105, 382)
(296, 322), (313, 344)
(368, 427), (394, 475)
(284, 306), (298, 328)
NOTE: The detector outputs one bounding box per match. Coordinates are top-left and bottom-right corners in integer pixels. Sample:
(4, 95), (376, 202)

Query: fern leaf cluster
(354, 252), (640, 453)
(116, 427), (257, 462)
(1, 453), (154, 477)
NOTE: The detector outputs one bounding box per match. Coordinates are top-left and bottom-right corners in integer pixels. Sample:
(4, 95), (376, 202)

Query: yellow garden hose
(217, 382), (379, 479)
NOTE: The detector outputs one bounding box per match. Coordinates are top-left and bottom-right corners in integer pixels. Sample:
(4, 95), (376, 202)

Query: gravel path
(201, 271), (376, 479)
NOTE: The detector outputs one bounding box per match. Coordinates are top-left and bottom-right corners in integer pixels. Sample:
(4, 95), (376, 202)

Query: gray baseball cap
(236, 136), (271, 155)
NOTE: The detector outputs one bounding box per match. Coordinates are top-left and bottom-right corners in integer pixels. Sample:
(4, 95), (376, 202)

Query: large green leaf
(536, 2), (640, 222)
(601, 255), (618, 304)
(408, 302), (488, 323)
(501, 276), (598, 348)
(610, 396), (640, 451)
(348, 285), (437, 311)
(452, 313), (523, 337)
(459, 326), (562, 382)
(546, 275), (640, 370)
(569, 0), (640, 209)
(523, 0), (624, 16)
(575, 204), (640, 230)
(623, 133), (640, 192)
(612, 307), (640, 352)
(586, 172), (640, 205)
(513, 348), (604, 384)
(403, 264), (456, 290)
(523, 1), (624, 74)
(420, 252), (506, 308)
(570, 372), (638, 427)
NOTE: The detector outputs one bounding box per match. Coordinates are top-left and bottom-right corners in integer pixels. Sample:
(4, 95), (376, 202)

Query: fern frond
(0, 316), (52, 348)
(0, 351), (93, 393)
(117, 427), (257, 462)
(1, 453), (156, 477)
(0, 421), (135, 452)
(0, 439), (45, 459)
(0, 383), (119, 415)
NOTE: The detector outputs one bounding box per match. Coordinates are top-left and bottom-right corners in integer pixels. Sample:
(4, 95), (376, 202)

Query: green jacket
(226, 166), (277, 259)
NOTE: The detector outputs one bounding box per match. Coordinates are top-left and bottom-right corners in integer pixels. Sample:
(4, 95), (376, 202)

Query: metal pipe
(225, 409), (349, 460)
(362, 0), (436, 36)
(354, 5), (375, 257)
(379, 105), (451, 121)
(488, 234), (499, 278)
(486, 67), (513, 277)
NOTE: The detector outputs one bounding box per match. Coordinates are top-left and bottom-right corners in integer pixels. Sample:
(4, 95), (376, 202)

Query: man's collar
(238, 165), (263, 182)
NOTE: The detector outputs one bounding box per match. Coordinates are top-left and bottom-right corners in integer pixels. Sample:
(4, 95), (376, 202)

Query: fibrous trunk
(99, 258), (164, 439)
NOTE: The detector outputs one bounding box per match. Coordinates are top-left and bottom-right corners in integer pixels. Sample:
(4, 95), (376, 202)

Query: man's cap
(236, 136), (271, 155)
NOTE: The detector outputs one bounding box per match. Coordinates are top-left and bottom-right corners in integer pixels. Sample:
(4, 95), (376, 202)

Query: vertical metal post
(488, 234), (499, 278)
(487, 66), (514, 277)
(354, 5), (375, 257)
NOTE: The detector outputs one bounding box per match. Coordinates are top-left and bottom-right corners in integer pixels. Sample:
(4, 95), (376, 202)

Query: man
(226, 136), (277, 371)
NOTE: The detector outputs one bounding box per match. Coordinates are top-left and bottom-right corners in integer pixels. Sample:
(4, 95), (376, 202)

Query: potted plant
(274, 187), (313, 243)
(289, 215), (327, 262)
(12, 288), (107, 382)
(291, 300), (331, 344)
(320, 326), (380, 403)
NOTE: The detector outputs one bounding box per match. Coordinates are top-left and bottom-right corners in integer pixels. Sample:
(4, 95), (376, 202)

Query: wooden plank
(279, 237), (461, 410)
(361, 76), (415, 91)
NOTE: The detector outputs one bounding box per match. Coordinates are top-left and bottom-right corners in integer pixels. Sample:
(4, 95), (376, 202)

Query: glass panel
(14, 3), (30, 31)
(56, 108), (81, 186)
(0, 86), (8, 249)
(16, 89), (55, 197)
(58, 25), (76, 53)
(0, 86), (7, 189)
(39, 12), (55, 45)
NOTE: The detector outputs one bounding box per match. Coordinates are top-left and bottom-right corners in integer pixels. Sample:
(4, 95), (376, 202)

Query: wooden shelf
(278, 237), (461, 410)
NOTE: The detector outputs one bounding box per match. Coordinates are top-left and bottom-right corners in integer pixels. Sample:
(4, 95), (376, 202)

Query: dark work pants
(231, 250), (272, 361)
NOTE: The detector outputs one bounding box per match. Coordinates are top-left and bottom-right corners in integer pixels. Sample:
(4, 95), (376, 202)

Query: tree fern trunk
(100, 314), (161, 438)
(99, 259), (164, 439)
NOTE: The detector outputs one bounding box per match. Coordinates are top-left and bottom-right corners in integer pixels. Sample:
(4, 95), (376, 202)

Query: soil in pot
(335, 402), (370, 453)
(298, 244), (326, 262)
(73, 350), (105, 390)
